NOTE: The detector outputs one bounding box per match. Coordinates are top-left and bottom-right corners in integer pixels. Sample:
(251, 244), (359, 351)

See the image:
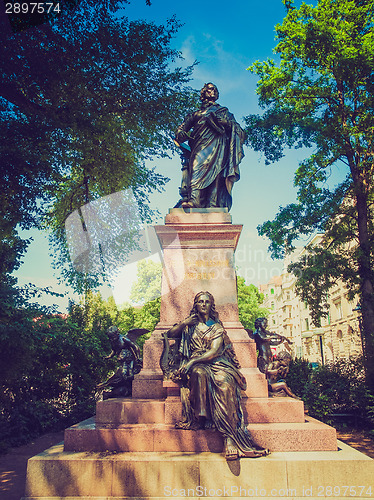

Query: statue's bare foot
(224, 436), (270, 459)
(182, 201), (194, 208)
(289, 391), (301, 400)
(225, 437), (239, 461)
(239, 447), (270, 458)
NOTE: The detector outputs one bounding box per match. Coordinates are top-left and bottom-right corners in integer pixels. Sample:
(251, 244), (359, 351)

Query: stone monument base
(23, 439), (374, 499)
(23, 209), (374, 498)
(63, 415), (337, 453)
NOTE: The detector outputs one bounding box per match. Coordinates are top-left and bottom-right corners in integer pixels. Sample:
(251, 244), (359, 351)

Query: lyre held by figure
(250, 317), (293, 374)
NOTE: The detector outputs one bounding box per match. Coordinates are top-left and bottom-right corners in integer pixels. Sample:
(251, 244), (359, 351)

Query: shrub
(0, 291), (161, 452)
(287, 356), (374, 427)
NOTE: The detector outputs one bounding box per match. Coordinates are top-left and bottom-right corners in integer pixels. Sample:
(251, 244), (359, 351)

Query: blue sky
(14, 0), (345, 310)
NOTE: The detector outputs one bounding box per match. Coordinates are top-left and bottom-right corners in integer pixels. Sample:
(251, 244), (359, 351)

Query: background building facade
(259, 236), (363, 364)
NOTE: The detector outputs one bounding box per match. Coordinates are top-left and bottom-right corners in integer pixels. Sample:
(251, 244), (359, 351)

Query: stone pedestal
(23, 209), (374, 499)
(24, 440), (374, 499)
(156, 208), (243, 327)
(133, 208), (266, 399)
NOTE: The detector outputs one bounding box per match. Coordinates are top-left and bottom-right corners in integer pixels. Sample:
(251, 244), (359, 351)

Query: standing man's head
(200, 83), (219, 106)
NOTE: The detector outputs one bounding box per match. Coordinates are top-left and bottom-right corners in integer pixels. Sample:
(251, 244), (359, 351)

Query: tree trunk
(355, 189), (374, 391)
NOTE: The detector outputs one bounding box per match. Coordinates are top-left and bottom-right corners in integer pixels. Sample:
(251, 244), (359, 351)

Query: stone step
(24, 440), (374, 499)
(64, 416), (336, 453)
(95, 396), (305, 426)
(132, 365), (267, 399)
(96, 398), (166, 425)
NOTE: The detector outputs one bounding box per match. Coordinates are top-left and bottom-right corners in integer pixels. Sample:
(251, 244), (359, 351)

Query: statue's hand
(179, 359), (194, 376)
(184, 314), (199, 327)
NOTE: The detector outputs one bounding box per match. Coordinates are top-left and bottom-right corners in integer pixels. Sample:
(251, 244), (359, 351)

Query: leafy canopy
(0, 0), (198, 295)
(246, 0), (374, 257)
(130, 259), (162, 305)
(237, 276), (269, 330)
(245, 0), (374, 389)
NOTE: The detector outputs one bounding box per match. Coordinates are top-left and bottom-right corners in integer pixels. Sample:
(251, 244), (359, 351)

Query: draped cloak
(177, 322), (262, 454)
(175, 104), (245, 210)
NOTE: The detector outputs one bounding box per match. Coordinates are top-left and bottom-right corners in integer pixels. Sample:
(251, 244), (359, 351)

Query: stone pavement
(336, 429), (374, 459)
(0, 431), (64, 500)
(0, 428), (373, 500)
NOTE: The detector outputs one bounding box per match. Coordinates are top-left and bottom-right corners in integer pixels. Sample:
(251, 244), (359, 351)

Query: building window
(305, 318), (309, 331)
(271, 288), (274, 295)
(271, 301), (275, 310)
(334, 301), (342, 320)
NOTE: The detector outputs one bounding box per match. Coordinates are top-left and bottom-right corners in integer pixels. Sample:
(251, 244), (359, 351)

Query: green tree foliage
(0, 0), (197, 294)
(236, 276), (268, 329)
(130, 259), (162, 304)
(245, 0), (374, 389)
(287, 357), (374, 426)
(127, 258), (162, 345)
(0, 304), (109, 452)
(0, 286), (159, 452)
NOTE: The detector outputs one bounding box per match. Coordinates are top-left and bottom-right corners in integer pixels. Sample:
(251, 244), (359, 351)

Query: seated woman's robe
(175, 321), (260, 454)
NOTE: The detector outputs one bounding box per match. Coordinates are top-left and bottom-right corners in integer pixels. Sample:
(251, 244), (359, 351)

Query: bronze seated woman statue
(162, 291), (269, 461)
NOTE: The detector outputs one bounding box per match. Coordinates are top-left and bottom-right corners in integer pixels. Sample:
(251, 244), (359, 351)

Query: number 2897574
(5, 3), (61, 14)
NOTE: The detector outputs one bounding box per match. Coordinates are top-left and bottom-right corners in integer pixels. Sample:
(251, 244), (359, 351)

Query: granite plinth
(24, 440), (374, 499)
(139, 329), (258, 372)
(64, 415), (336, 453)
(133, 211), (271, 403)
(132, 328), (262, 399)
(24, 210), (352, 499)
(154, 211), (243, 327)
(95, 396), (305, 426)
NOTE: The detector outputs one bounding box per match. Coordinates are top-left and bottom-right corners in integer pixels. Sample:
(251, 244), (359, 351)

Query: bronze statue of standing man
(175, 83), (245, 210)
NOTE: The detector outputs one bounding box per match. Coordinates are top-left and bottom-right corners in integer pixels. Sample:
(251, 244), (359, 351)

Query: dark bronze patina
(174, 83), (245, 210)
(161, 292), (269, 460)
(249, 317), (293, 374)
(266, 351), (300, 399)
(96, 326), (148, 400)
